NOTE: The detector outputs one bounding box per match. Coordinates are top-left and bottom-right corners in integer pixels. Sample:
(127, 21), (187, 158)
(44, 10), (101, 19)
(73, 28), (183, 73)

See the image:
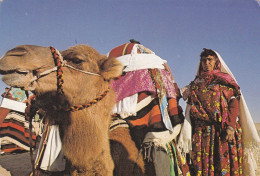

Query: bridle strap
(50, 46), (64, 94)
(65, 64), (101, 76)
(30, 47), (100, 83)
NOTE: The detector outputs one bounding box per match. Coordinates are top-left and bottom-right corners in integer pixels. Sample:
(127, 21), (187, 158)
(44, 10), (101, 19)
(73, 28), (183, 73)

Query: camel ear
(99, 57), (123, 80)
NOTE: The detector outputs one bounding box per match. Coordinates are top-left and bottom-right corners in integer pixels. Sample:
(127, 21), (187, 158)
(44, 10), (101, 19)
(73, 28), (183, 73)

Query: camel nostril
(32, 70), (40, 78)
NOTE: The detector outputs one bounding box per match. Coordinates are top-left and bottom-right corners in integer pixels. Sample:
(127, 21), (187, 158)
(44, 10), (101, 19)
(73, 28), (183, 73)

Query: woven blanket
(0, 111), (37, 152)
(121, 92), (178, 129)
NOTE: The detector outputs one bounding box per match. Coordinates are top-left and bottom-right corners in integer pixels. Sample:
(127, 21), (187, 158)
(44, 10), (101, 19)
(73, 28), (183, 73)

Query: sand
(0, 151), (31, 176)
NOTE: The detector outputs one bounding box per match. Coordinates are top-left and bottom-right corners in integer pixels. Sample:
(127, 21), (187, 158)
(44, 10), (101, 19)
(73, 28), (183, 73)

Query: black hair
(200, 48), (218, 59)
(129, 39), (140, 44)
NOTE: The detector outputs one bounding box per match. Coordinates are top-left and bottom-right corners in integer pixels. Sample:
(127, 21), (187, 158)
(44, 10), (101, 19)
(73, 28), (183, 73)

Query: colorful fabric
(189, 82), (243, 175)
(125, 92), (178, 130)
(9, 88), (34, 103)
(0, 87), (37, 153)
(149, 68), (174, 131)
(0, 111), (37, 152)
(111, 69), (177, 102)
(109, 42), (181, 130)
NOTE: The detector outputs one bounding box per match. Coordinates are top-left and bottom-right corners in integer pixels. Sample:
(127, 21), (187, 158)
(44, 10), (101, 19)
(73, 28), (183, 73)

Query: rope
(30, 47), (100, 83)
(66, 88), (110, 112)
(25, 90), (36, 176)
(50, 46), (64, 95)
(64, 64), (101, 77)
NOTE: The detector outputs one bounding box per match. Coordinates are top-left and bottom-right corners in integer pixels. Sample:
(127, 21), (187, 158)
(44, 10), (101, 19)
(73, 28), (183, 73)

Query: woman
(179, 48), (260, 175)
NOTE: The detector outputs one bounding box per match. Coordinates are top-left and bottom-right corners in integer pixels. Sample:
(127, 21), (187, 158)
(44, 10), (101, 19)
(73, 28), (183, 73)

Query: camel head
(0, 45), (123, 109)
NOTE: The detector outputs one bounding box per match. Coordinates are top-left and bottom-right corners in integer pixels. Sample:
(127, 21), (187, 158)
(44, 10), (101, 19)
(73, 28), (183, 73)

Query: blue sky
(0, 0), (259, 122)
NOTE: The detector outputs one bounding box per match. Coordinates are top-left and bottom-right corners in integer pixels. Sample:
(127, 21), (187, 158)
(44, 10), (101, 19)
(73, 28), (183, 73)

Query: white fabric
(178, 50), (260, 175)
(35, 125), (65, 172)
(143, 124), (182, 176)
(112, 94), (155, 119)
(176, 104), (192, 155)
(239, 94), (260, 175)
(116, 54), (166, 72)
(112, 94), (138, 118)
(144, 124), (182, 146)
(107, 43), (167, 72)
(0, 98), (26, 113)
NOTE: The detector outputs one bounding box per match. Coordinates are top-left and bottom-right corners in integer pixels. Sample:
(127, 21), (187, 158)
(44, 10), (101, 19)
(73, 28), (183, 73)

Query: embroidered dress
(188, 75), (242, 176)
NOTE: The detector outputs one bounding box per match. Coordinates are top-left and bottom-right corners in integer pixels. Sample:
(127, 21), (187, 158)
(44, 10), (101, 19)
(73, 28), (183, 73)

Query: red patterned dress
(188, 71), (243, 176)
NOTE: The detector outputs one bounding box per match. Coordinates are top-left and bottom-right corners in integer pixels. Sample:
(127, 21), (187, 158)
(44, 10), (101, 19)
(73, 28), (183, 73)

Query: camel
(107, 42), (185, 176)
(0, 44), (123, 176)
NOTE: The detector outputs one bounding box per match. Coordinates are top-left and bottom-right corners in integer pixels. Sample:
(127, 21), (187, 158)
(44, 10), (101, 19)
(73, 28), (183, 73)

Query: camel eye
(68, 58), (83, 65)
(74, 58), (83, 64)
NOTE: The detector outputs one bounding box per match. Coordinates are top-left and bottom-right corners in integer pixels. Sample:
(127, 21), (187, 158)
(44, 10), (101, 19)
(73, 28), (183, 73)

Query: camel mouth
(0, 69), (29, 75)
(0, 69), (36, 90)
(0, 69), (30, 83)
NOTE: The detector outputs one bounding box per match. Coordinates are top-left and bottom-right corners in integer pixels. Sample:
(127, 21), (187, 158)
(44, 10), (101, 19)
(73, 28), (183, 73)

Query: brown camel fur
(0, 44), (123, 176)
(109, 126), (155, 176)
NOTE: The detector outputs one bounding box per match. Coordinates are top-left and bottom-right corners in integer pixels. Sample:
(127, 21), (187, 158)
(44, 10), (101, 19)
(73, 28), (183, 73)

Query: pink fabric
(111, 69), (176, 102)
(199, 70), (240, 91)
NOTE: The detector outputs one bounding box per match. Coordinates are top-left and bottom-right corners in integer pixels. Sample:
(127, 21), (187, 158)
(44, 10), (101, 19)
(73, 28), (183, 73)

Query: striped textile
(115, 92), (179, 130)
(0, 107), (10, 125)
(0, 111), (37, 152)
(0, 87), (39, 153)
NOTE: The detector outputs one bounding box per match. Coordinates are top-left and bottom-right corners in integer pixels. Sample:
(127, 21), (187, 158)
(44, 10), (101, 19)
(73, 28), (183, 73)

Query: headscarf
(178, 50), (260, 175)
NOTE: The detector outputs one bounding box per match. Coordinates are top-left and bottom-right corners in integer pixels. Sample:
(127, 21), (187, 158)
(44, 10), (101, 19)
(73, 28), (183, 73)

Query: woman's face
(201, 55), (217, 72)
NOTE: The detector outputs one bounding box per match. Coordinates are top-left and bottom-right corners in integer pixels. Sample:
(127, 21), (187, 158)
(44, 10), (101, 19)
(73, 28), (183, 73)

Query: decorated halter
(31, 46), (110, 112)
